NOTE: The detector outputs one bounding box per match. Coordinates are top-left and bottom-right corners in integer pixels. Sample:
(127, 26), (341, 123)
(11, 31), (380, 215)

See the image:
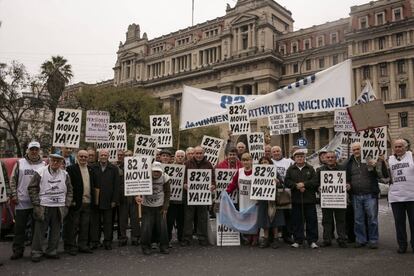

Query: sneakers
(291, 242), (300, 248)
(310, 242), (319, 249)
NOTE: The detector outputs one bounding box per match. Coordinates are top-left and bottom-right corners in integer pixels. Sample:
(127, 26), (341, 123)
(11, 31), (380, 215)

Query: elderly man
(63, 150), (94, 255)
(90, 149), (120, 250)
(9, 141), (46, 260)
(117, 150), (140, 246)
(28, 153), (73, 262)
(167, 150), (186, 244)
(315, 151), (348, 248)
(285, 149), (318, 249)
(185, 147), (195, 161)
(346, 142), (385, 249)
(216, 147), (242, 169)
(182, 146), (215, 246)
(388, 139), (414, 253)
(87, 147), (97, 166)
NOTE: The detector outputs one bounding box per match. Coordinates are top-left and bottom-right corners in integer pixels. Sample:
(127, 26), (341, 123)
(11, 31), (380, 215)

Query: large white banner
(85, 110), (110, 142)
(180, 60), (352, 130)
(53, 108), (82, 148)
(179, 86), (258, 130)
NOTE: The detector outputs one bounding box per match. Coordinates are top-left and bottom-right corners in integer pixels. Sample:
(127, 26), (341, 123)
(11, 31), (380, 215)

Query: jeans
(119, 197), (140, 242)
(141, 206), (168, 250)
(391, 201), (414, 249)
(352, 194), (378, 244)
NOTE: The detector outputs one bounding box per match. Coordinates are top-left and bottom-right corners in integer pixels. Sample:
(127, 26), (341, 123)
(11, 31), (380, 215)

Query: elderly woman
(226, 152), (258, 246)
(388, 139), (414, 254)
(256, 156), (285, 249)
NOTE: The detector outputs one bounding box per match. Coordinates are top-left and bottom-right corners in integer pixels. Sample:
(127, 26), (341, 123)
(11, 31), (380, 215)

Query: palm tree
(40, 55), (73, 135)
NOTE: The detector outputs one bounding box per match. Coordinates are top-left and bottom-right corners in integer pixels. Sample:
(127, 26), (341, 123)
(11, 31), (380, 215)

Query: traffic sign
(296, 137), (308, 147)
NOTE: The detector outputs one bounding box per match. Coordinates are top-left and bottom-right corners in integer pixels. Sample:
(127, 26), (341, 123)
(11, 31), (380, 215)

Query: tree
(77, 86), (163, 149)
(0, 61), (44, 157)
(41, 55), (73, 130)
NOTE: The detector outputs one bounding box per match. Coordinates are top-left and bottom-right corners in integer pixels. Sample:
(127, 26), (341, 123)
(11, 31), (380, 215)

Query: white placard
(201, 136), (224, 167)
(53, 108), (82, 148)
(228, 104), (250, 135)
(247, 132), (265, 164)
(250, 165), (276, 201)
(96, 123), (127, 162)
(187, 169), (212, 206)
(85, 110), (110, 142)
(361, 126), (387, 163)
(162, 164), (185, 201)
(134, 134), (158, 158)
(150, 114), (173, 148)
(334, 109), (354, 132)
(268, 113), (299, 135)
(320, 171), (347, 209)
(124, 156), (152, 196)
(214, 169), (237, 204)
(0, 164), (7, 203)
(216, 215), (240, 246)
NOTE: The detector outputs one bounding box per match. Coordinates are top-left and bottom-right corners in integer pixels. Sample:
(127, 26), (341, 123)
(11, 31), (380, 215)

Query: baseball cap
(49, 153), (64, 160)
(151, 161), (164, 172)
(293, 148), (307, 157)
(27, 141), (40, 149)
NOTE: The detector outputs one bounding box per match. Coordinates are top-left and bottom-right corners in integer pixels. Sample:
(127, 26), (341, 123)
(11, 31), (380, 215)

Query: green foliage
(77, 86), (163, 149)
(178, 125), (221, 150)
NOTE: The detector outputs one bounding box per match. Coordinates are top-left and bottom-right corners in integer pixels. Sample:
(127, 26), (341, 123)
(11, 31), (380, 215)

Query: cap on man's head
(318, 149), (328, 156)
(293, 148), (307, 157)
(159, 149), (172, 156)
(151, 161), (164, 172)
(49, 153), (64, 160)
(28, 141), (40, 149)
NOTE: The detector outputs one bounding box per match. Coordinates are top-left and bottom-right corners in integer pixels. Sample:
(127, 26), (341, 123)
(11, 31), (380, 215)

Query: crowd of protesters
(0, 134), (413, 265)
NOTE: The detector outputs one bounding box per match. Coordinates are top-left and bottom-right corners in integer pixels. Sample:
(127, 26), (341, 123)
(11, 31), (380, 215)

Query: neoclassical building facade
(113, 0), (414, 153)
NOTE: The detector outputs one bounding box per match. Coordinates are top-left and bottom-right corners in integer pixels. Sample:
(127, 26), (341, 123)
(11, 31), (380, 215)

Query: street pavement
(0, 198), (413, 275)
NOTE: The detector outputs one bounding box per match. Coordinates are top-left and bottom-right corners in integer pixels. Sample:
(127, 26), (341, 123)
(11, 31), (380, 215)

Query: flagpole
(192, 0), (194, 26)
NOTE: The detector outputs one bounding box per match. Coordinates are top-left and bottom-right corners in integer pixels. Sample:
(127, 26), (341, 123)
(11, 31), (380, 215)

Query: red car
(1, 158), (19, 238)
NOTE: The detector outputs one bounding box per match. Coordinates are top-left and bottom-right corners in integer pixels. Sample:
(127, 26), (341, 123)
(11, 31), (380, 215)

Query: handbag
(276, 187), (291, 206)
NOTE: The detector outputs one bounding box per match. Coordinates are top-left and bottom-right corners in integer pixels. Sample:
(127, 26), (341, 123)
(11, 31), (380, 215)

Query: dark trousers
(90, 208), (113, 246)
(63, 204), (91, 250)
(119, 197), (140, 242)
(291, 203), (318, 244)
(183, 205), (208, 242)
(167, 203), (184, 242)
(322, 208), (347, 243)
(31, 207), (61, 257)
(141, 206), (168, 250)
(281, 209), (293, 240)
(391, 201), (414, 249)
(12, 208), (33, 254)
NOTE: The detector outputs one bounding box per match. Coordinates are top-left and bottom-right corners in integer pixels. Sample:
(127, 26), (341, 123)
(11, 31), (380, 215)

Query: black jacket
(285, 163), (317, 204)
(92, 162), (120, 209)
(345, 155), (386, 195)
(66, 163), (94, 211)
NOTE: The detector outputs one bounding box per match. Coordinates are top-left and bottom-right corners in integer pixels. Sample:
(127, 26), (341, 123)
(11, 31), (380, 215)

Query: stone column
(238, 28), (243, 52)
(288, 133), (293, 148)
(248, 25), (252, 48)
(251, 83), (256, 95)
(408, 58), (414, 99)
(372, 64), (378, 94)
(328, 128), (334, 142)
(314, 128), (320, 151)
(355, 67), (361, 96)
(388, 34), (393, 48)
(389, 61), (396, 100)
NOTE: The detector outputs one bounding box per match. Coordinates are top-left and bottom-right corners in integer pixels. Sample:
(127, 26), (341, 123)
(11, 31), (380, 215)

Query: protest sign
(347, 99), (388, 131)
(96, 122), (127, 162)
(85, 110), (110, 142)
(247, 132), (265, 164)
(361, 126), (387, 162)
(124, 156), (152, 196)
(134, 134), (158, 158)
(228, 103), (250, 135)
(187, 169), (212, 206)
(150, 114), (172, 148)
(0, 164), (7, 203)
(201, 136), (224, 167)
(320, 171), (347, 209)
(216, 215), (241, 246)
(250, 165), (276, 201)
(162, 164), (185, 201)
(334, 109), (354, 132)
(53, 108), (82, 148)
(268, 113), (299, 135)
(214, 169), (237, 204)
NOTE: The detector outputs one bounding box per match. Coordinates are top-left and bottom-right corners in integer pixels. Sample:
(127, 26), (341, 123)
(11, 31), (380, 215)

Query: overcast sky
(0, 0), (368, 84)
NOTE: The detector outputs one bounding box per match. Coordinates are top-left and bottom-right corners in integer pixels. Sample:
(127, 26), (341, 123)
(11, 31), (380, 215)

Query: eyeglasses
(78, 155), (88, 158)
